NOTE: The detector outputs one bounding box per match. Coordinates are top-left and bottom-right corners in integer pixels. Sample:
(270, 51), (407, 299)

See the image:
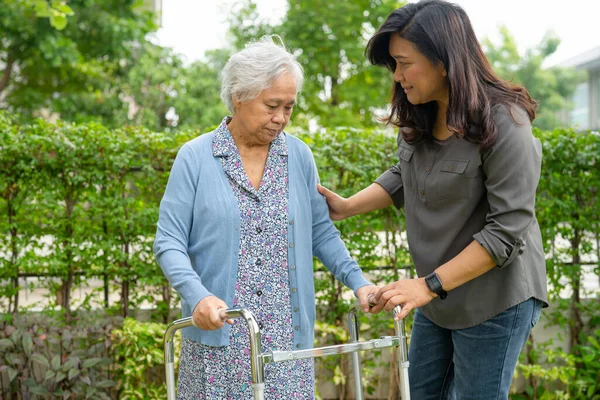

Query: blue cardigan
(153, 128), (371, 350)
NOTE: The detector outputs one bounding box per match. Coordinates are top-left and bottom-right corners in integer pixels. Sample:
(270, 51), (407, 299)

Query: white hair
(220, 35), (304, 113)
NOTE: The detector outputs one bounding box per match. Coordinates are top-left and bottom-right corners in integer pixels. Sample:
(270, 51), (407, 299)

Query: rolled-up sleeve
(473, 107), (542, 268)
(374, 131), (406, 209)
(153, 144), (212, 309)
(375, 164), (405, 209)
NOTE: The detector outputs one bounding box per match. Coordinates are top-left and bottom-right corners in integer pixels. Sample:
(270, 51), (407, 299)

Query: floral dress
(176, 119), (315, 399)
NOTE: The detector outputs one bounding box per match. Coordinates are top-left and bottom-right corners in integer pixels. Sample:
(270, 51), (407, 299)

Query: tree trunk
(120, 177), (131, 318)
(337, 355), (348, 400)
(162, 282), (171, 324)
(387, 349), (400, 400)
(121, 275), (129, 318)
(568, 229), (583, 353)
(62, 268), (73, 320)
(330, 76), (339, 107)
(525, 332), (538, 395)
(0, 52), (15, 94)
(596, 225), (600, 286)
(121, 241), (130, 318)
(384, 213), (399, 281)
(61, 192), (75, 321)
(7, 184), (20, 314)
(102, 217), (110, 308)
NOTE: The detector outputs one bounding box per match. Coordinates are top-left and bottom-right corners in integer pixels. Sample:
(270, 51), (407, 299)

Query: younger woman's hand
(317, 184), (350, 221)
(371, 278), (436, 320)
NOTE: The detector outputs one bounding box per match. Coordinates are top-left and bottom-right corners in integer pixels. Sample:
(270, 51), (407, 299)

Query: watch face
(426, 272), (446, 299)
(426, 273), (442, 291)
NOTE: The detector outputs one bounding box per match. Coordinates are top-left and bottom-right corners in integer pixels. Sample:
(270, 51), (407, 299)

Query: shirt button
(290, 265), (296, 270)
(256, 290), (263, 296)
(292, 288), (297, 293)
(450, 165), (456, 171)
(296, 344), (301, 348)
(295, 326), (300, 331)
(294, 307), (299, 312)
(420, 190), (425, 196)
(289, 243), (294, 248)
(256, 259), (262, 266)
(289, 220), (294, 225)
(425, 166), (431, 172)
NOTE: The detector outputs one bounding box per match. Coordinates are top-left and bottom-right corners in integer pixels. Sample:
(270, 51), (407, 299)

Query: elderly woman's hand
(355, 284), (381, 313)
(370, 278), (435, 320)
(192, 296), (234, 330)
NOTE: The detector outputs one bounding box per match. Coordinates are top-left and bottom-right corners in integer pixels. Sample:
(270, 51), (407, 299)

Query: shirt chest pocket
(397, 145), (415, 188)
(435, 159), (472, 200)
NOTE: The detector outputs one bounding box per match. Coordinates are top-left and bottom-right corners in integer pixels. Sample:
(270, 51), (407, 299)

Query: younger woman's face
(389, 34), (449, 105)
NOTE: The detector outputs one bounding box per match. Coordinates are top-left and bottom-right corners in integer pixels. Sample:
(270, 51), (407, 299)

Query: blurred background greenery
(1, 1), (598, 399)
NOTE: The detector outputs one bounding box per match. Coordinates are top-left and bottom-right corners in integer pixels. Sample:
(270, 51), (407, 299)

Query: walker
(164, 305), (410, 399)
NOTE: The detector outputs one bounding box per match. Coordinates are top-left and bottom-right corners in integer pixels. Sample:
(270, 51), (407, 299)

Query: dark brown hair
(366, 0), (538, 149)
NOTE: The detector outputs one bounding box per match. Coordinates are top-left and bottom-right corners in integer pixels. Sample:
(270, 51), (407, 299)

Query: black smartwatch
(424, 272), (447, 300)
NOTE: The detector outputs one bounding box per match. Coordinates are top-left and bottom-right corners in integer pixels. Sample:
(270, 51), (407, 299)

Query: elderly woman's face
(233, 73), (296, 145)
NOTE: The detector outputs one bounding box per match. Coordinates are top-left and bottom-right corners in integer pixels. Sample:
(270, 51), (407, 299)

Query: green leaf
(7, 367), (17, 382)
(34, 0), (53, 17)
(95, 379), (116, 388)
(85, 386), (97, 399)
(51, 354), (61, 370)
(30, 385), (50, 395)
(526, 384), (534, 397)
(7, 353), (24, 366)
(56, 371), (66, 382)
(62, 358), (79, 371)
(68, 368), (79, 380)
(50, 14), (67, 30)
(22, 333), (33, 357)
(82, 357), (104, 369)
(31, 353), (49, 368)
(52, 2), (75, 15)
(45, 370), (56, 381)
(0, 338), (14, 349)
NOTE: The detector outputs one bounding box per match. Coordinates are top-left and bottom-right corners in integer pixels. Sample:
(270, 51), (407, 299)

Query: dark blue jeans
(408, 298), (543, 400)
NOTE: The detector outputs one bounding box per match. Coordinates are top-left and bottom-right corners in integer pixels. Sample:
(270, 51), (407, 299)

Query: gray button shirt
(375, 105), (548, 329)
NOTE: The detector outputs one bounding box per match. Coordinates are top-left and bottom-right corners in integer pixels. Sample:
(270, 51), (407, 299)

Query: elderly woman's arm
(302, 148), (378, 311)
(153, 144), (229, 329)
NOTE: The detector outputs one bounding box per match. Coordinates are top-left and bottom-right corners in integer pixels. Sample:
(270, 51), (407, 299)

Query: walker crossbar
(262, 336), (401, 363)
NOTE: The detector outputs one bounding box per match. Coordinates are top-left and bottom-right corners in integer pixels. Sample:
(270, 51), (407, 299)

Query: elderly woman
(153, 36), (377, 399)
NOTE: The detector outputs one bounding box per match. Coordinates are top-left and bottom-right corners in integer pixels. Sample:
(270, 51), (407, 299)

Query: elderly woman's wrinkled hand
(355, 284), (381, 313)
(192, 295), (234, 330)
(370, 278), (435, 320)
